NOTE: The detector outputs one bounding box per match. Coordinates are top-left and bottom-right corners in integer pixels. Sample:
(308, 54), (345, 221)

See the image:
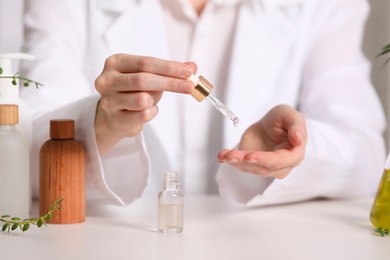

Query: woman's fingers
(94, 54), (198, 154)
(106, 105), (159, 133)
(100, 91), (163, 112)
(106, 54), (194, 78)
(218, 149), (303, 178)
(219, 149), (302, 168)
(232, 162), (291, 179)
(100, 72), (194, 93)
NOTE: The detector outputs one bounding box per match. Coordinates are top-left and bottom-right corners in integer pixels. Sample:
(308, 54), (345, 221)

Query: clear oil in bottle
(158, 171), (183, 234)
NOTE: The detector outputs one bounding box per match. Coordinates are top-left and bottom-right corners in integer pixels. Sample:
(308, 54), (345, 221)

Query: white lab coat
(21, 0), (386, 206)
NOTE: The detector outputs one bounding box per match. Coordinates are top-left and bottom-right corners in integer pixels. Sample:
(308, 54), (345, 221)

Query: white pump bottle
(0, 53), (35, 143)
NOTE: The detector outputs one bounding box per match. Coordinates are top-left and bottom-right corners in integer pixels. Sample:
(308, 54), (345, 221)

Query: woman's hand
(94, 54), (196, 154)
(218, 105), (307, 179)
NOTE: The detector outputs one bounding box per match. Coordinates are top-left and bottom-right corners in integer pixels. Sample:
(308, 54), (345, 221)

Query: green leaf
(1, 215), (11, 218)
(23, 82), (29, 87)
(377, 44), (390, 58)
(0, 67), (3, 75)
(37, 219), (43, 228)
(374, 227), (389, 237)
(11, 217), (21, 221)
(11, 223), (19, 231)
(377, 49), (390, 57)
(384, 57), (390, 66)
(382, 44), (390, 51)
(22, 224), (30, 232)
(2, 223), (10, 232)
(11, 80), (17, 85)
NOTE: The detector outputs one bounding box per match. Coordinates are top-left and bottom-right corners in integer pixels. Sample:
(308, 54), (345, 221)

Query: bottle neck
(51, 137), (74, 141)
(162, 180), (181, 191)
(161, 172), (181, 191)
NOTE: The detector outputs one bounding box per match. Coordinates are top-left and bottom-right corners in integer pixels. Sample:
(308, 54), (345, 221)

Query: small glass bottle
(370, 153), (390, 229)
(158, 171), (183, 233)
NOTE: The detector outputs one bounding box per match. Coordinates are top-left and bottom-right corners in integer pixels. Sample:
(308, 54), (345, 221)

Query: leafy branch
(374, 227), (389, 237)
(0, 198), (63, 233)
(0, 67), (43, 88)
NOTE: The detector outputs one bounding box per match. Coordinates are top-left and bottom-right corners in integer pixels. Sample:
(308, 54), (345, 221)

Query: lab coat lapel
(98, 0), (170, 58)
(223, 0), (303, 148)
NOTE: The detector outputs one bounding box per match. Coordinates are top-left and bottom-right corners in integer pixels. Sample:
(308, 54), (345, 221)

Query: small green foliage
(37, 219), (43, 228)
(22, 223), (30, 232)
(374, 227), (389, 237)
(378, 43), (390, 66)
(377, 43), (390, 57)
(0, 198), (63, 234)
(0, 67), (43, 88)
(2, 223), (9, 232)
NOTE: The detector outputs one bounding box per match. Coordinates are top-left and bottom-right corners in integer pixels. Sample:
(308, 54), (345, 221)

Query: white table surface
(0, 195), (389, 260)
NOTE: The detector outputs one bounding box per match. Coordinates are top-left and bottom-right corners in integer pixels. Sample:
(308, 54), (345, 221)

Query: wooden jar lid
(0, 104), (18, 125)
(50, 119), (75, 139)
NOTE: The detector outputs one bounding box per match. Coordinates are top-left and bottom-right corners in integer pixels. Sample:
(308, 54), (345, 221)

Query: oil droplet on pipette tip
(231, 117), (239, 127)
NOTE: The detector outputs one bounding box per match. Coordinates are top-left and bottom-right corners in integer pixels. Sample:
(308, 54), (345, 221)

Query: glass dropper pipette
(188, 74), (239, 127)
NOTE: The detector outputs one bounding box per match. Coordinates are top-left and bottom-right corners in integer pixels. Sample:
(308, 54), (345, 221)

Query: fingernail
(228, 158), (238, 163)
(180, 66), (192, 77)
(246, 159), (257, 163)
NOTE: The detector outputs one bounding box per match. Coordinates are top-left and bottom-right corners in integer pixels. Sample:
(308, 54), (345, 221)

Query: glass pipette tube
(188, 74), (239, 127)
(206, 94), (239, 127)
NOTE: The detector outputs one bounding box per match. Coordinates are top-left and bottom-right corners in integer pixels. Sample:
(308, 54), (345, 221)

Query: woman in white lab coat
(22, 0), (386, 206)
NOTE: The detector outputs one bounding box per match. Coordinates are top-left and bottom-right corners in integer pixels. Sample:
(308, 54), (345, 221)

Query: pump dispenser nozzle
(188, 74), (239, 127)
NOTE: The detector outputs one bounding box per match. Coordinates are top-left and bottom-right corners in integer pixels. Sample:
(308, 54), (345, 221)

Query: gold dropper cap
(0, 104), (18, 125)
(190, 75), (214, 102)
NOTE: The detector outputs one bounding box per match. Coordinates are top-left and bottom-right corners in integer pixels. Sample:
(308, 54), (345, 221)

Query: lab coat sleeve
(23, 0), (151, 206)
(216, 0), (387, 206)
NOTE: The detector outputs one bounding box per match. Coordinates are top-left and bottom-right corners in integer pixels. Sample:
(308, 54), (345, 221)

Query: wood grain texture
(50, 119), (74, 139)
(39, 138), (86, 224)
(0, 105), (18, 125)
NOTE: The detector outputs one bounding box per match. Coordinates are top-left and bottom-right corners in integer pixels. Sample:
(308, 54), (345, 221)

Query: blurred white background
(1, 0), (389, 146)
(0, 0), (24, 71)
(364, 0), (390, 146)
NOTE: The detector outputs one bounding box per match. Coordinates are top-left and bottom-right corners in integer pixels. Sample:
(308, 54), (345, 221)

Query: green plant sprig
(0, 198), (63, 233)
(0, 67), (43, 89)
(377, 43), (390, 65)
(374, 227), (389, 237)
